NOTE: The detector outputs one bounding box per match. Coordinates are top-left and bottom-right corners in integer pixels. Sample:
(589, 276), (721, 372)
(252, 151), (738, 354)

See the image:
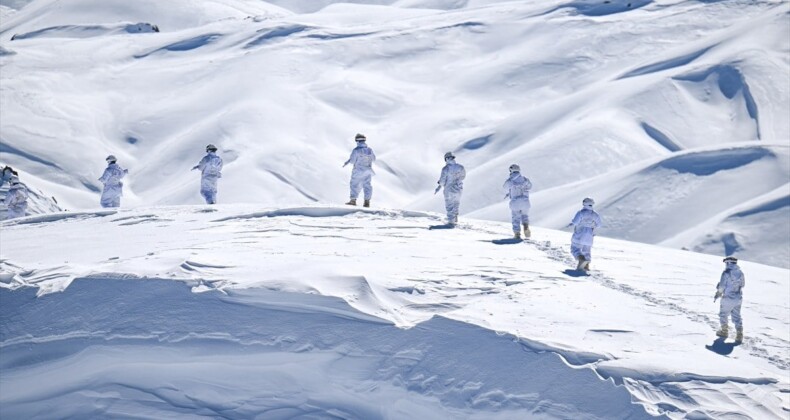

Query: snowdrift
(1, 204), (788, 418)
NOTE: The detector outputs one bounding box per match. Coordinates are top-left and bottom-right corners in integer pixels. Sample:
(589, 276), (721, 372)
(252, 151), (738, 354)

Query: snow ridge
(1, 204), (788, 418)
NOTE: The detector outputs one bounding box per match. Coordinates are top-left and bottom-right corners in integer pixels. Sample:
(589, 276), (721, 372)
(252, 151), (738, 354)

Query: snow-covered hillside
(1, 205), (788, 418)
(0, 0), (788, 267)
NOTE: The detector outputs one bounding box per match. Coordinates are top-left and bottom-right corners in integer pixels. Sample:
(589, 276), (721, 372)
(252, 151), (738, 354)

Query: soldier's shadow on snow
(490, 238), (523, 245)
(428, 224), (456, 230)
(705, 337), (740, 356)
(562, 269), (589, 278)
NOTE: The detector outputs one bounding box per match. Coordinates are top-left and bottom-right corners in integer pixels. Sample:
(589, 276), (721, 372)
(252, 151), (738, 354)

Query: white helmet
(106, 155), (117, 163)
(509, 164), (520, 173)
(583, 197), (595, 206)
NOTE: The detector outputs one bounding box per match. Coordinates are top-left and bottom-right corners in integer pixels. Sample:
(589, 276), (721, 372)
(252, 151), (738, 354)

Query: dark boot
(716, 325), (729, 338)
(576, 255), (586, 271)
(345, 199), (357, 206)
(363, 199), (370, 208)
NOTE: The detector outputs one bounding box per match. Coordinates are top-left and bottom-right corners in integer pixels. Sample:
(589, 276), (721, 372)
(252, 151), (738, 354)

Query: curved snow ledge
(516, 335), (611, 367)
(211, 206), (434, 222)
(0, 210), (117, 226)
(0, 278), (655, 419)
(595, 364), (777, 387)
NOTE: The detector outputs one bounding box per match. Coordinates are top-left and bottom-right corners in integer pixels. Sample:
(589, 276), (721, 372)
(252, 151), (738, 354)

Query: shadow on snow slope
(650, 147), (774, 176)
(0, 278), (656, 419)
(134, 34), (222, 59)
(211, 206), (433, 222)
(673, 64), (761, 139)
(537, 0), (653, 18)
(10, 22), (159, 40)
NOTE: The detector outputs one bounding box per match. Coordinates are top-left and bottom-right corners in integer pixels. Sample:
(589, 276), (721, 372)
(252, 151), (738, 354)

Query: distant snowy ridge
(0, 1), (787, 266)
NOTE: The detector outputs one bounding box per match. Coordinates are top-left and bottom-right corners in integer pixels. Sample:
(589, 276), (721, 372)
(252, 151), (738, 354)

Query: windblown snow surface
(0, 0), (788, 267)
(0, 205), (788, 418)
(1, 0), (789, 418)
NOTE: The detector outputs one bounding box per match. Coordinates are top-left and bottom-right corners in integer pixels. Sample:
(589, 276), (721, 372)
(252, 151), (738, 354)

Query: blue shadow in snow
(641, 122), (681, 152)
(0, 142), (62, 170)
(673, 64), (760, 138)
(245, 25), (309, 48)
(459, 134), (493, 151)
(491, 238), (523, 245)
(653, 147), (774, 176)
(11, 25), (106, 40)
(135, 34), (221, 58)
(264, 170), (318, 202)
(436, 21), (485, 30)
(307, 31), (374, 40)
(429, 224), (456, 230)
(620, 46), (712, 79)
(720, 232), (742, 257)
(562, 269), (589, 278)
(730, 195), (790, 218)
(705, 337), (739, 355)
(542, 0), (652, 18)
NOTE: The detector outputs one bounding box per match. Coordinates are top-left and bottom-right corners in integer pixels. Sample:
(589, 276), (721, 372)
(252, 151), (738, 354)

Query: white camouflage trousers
(571, 243), (592, 262)
(444, 190), (461, 223)
(201, 175), (219, 204)
(719, 297), (743, 330)
(509, 198), (530, 233)
(349, 170), (372, 200)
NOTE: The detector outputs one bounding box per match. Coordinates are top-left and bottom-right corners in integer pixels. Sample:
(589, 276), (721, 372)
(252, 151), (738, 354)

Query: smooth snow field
(1, 0), (789, 419)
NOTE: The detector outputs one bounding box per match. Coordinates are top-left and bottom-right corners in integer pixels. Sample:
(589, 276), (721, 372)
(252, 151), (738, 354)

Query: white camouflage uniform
(99, 163), (127, 208)
(195, 152), (223, 204)
(5, 182), (28, 219)
(503, 171), (532, 234)
(569, 204), (602, 263)
(345, 143), (376, 201)
(717, 262), (745, 331)
(437, 158), (466, 224)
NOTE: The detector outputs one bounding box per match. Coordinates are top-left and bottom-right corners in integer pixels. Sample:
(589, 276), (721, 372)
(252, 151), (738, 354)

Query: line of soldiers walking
(1, 133), (746, 343)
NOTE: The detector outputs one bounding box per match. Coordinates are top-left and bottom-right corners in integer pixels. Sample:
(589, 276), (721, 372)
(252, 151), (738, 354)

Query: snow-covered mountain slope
(0, 1), (788, 264)
(1, 205), (788, 418)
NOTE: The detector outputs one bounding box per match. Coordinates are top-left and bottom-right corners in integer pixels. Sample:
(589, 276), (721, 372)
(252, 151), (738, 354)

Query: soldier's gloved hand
(191, 166), (198, 171)
(434, 185), (441, 194)
(714, 291), (722, 300)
